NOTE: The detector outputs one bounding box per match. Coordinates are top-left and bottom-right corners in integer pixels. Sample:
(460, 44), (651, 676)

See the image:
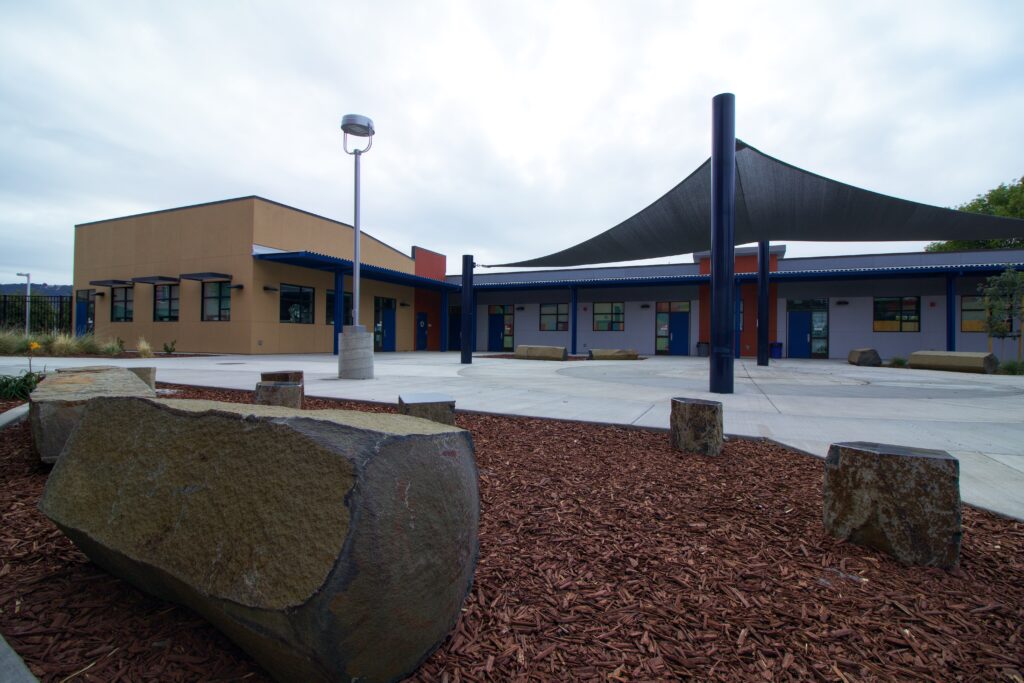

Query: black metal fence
(0, 295), (73, 335)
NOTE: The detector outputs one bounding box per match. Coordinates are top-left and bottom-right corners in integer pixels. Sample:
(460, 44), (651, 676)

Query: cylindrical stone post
(254, 381), (303, 409)
(670, 397), (723, 456)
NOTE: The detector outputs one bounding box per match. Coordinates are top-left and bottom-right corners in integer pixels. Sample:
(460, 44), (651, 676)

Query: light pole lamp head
(341, 114), (374, 154)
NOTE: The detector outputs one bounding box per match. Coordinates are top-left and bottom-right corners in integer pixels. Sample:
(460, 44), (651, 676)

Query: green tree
(979, 267), (1024, 361)
(926, 177), (1024, 252)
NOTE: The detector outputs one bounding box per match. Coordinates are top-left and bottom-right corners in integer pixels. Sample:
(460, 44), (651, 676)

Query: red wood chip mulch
(2, 384), (1022, 682)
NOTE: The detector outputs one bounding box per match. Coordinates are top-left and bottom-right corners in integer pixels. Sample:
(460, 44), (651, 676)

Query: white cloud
(0, 0), (1021, 283)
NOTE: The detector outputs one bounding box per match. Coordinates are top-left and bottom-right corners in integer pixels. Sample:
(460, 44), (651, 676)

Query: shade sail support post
(461, 255), (474, 364)
(710, 93), (737, 394)
(757, 240), (770, 366)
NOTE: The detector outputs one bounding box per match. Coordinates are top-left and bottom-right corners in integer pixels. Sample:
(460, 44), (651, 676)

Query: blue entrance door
(416, 312), (428, 350)
(788, 311), (811, 358)
(382, 307), (396, 351)
(75, 300), (89, 336)
(668, 312), (689, 355)
(487, 314), (504, 352)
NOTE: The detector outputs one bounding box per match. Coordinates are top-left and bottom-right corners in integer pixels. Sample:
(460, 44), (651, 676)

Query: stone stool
(823, 442), (961, 568)
(398, 392), (456, 425)
(261, 370), (304, 385)
(670, 397), (723, 456)
(255, 381), (303, 409)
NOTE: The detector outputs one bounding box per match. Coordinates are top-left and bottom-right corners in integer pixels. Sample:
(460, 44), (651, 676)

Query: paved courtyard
(3, 352), (1022, 520)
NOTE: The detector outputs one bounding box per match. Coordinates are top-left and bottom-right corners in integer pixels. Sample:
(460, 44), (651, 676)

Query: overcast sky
(1, 1), (1022, 284)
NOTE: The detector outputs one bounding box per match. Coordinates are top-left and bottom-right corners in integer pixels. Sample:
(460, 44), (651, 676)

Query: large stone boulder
(587, 348), (639, 360)
(908, 351), (997, 374)
(847, 348), (882, 367)
(823, 441), (961, 568)
(40, 397), (479, 683)
(30, 367), (156, 464)
(513, 345), (567, 361)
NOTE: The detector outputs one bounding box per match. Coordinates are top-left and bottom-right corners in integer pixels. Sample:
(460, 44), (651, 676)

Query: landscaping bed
(1, 385), (1021, 681)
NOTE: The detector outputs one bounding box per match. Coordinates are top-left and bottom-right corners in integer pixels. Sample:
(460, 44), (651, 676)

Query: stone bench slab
(908, 351), (997, 374)
(588, 348), (639, 360)
(30, 367), (156, 464)
(41, 396), (479, 683)
(513, 345), (567, 361)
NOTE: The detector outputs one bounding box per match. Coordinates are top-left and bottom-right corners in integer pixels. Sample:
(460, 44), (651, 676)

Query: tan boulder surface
(908, 351), (997, 374)
(513, 345), (568, 361)
(823, 441), (961, 568)
(587, 348), (639, 360)
(30, 367), (155, 464)
(40, 397), (479, 683)
(847, 348), (882, 367)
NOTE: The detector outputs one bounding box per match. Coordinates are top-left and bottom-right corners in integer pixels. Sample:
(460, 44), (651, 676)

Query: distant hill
(0, 283), (72, 296)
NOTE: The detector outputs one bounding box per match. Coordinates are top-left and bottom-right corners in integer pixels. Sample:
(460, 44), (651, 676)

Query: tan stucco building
(73, 197), (456, 354)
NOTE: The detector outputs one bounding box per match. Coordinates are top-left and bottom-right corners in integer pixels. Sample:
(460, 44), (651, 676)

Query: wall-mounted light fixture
(227, 284), (244, 290)
(263, 286), (279, 292)
(835, 300), (849, 306)
(640, 303), (651, 309)
(94, 291), (105, 297)
(515, 305), (526, 311)
(399, 301), (411, 308)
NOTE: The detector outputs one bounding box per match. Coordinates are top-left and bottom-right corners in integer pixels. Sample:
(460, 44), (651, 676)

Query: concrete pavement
(3, 352), (1022, 520)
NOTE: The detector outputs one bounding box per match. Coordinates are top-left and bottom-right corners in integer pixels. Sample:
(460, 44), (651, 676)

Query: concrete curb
(0, 404), (28, 430)
(0, 635), (38, 683)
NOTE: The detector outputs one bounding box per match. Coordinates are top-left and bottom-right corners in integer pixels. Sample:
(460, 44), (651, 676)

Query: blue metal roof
(254, 251), (459, 291)
(468, 261), (1024, 291)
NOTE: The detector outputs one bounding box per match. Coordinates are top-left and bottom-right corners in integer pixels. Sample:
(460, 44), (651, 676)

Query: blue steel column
(333, 269), (344, 355)
(946, 275), (956, 351)
(461, 255), (474, 364)
(710, 93), (737, 394)
(440, 289), (449, 352)
(570, 286), (578, 355)
(757, 240), (770, 366)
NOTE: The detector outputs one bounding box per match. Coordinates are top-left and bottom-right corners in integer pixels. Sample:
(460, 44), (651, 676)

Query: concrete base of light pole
(338, 325), (374, 380)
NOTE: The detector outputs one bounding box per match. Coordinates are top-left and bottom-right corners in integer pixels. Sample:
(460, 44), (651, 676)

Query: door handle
(806, 334), (811, 343)
(669, 333), (673, 341)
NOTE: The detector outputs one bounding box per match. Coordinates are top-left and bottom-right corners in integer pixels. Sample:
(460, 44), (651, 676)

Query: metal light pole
(16, 272), (30, 336)
(338, 114), (376, 379)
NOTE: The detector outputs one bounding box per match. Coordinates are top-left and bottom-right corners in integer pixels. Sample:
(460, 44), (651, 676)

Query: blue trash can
(769, 342), (783, 359)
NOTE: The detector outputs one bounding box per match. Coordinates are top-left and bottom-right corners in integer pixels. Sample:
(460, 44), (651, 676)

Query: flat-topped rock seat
(399, 392), (457, 425)
(30, 367), (155, 464)
(823, 441), (961, 568)
(847, 348), (882, 367)
(908, 351), (997, 374)
(588, 348), (639, 360)
(56, 364), (157, 389)
(261, 370), (304, 385)
(255, 381), (303, 409)
(670, 397), (723, 456)
(41, 397), (479, 683)
(513, 345), (567, 361)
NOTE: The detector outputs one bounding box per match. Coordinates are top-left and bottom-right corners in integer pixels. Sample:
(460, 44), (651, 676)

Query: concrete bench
(908, 351), (997, 374)
(255, 381), (303, 409)
(847, 348), (881, 367)
(824, 441), (961, 568)
(30, 367), (156, 464)
(261, 370), (304, 385)
(398, 392), (456, 425)
(513, 345), (567, 361)
(588, 348), (639, 360)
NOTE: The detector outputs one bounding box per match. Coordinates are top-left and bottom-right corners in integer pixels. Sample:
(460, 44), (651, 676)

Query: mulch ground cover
(1, 383), (1021, 681)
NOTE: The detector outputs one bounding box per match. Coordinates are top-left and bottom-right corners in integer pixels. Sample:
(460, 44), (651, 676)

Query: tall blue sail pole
(709, 93), (736, 394)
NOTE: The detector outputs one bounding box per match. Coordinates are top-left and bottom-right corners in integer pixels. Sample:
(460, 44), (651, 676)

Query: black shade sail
(497, 141), (1024, 268)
